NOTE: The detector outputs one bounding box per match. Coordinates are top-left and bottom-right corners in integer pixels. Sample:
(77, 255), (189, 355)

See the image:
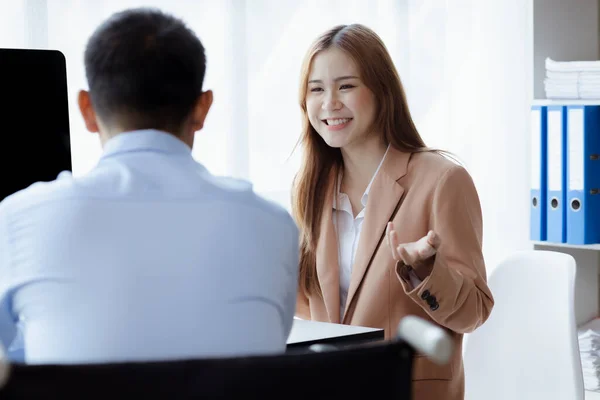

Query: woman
(292, 24), (494, 400)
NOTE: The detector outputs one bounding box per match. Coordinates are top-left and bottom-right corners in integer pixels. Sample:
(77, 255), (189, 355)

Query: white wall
(0, 1), (535, 274)
(405, 1), (533, 271)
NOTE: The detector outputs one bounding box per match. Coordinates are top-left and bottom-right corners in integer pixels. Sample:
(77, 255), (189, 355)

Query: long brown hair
(292, 24), (435, 297)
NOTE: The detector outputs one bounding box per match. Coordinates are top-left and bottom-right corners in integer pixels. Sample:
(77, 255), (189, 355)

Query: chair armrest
(396, 316), (453, 365)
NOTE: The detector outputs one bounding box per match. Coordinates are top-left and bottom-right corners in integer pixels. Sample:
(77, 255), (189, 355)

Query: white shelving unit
(532, 0), (600, 324)
(533, 241), (600, 326)
(532, 1), (600, 397)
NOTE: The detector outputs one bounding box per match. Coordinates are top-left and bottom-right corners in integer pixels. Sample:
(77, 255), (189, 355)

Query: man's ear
(190, 90), (213, 132)
(78, 90), (100, 133)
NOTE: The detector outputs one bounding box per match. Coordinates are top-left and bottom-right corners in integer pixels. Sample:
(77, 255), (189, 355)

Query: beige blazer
(296, 147), (494, 400)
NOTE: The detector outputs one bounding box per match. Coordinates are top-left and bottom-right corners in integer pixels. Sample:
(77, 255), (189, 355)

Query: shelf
(532, 241), (600, 251)
(532, 99), (600, 106)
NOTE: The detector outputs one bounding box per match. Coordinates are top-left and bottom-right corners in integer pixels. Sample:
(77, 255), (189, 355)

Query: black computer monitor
(0, 48), (72, 202)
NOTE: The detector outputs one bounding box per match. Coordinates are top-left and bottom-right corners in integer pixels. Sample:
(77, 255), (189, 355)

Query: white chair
(463, 250), (584, 400)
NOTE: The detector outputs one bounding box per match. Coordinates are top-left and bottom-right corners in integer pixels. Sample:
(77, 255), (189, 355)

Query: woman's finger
(397, 244), (414, 266)
(417, 243), (437, 261)
(390, 231), (401, 261)
(386, 222), (393, 251)
(426, 230), (441, 250)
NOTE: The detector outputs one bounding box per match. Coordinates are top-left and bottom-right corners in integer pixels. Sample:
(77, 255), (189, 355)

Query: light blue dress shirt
(0, 130), (299, 364)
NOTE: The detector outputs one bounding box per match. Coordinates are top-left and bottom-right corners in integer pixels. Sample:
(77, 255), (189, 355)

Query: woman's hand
(386, 222), (441, 279)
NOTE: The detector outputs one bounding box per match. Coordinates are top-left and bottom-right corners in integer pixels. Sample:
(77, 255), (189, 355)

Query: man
(0, 7), (298, 364)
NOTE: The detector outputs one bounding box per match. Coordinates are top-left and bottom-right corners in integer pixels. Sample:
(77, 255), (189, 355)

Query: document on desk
(578, 318), (600, 391)
(287, 319), (382, 344)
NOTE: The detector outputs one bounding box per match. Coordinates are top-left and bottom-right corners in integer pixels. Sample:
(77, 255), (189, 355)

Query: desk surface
(287, 319), (383, 346)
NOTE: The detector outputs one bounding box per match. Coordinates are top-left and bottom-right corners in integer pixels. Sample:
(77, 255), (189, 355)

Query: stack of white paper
(545, 58), (600, 99)
(578, 318), (600, 391)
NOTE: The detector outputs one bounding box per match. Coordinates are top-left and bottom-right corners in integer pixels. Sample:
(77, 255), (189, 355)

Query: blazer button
(430, 303), (439, 311)
(426, 295), (437, 307)
(421, 290), (430, 300)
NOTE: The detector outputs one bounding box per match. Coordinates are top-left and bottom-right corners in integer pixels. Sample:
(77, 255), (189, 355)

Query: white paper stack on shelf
(578, 318), (600, 391)
(545, 57), (600, 99)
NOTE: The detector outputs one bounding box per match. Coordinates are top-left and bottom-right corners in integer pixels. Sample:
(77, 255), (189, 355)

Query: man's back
(0, 130), (299, 364)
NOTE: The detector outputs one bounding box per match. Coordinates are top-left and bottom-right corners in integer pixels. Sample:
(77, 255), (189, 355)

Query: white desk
(286, 319), (384, 350)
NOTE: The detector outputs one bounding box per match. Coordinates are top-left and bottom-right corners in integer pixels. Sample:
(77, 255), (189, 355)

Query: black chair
(0, 316), (452, 399)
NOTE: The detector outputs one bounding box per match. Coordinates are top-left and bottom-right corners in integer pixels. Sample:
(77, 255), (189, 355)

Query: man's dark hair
(84, 8), (206, 134)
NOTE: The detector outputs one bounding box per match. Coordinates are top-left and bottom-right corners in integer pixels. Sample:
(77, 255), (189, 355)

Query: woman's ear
(78, 90), (100, 133)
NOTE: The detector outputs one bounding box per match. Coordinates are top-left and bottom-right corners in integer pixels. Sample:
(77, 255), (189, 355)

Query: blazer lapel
(316, 169), (341, 323)
(343, 147), (410, 320)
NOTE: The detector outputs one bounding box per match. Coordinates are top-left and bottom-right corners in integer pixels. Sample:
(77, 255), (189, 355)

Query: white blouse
(333, 145), (421, 320)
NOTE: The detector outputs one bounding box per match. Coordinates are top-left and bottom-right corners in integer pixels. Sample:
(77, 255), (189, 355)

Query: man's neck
(98, 124), (193, 149)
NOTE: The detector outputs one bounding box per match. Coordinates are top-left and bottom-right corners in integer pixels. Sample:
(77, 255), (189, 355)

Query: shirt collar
(100, 130), (192, 160)
(333, 144), (391, 210)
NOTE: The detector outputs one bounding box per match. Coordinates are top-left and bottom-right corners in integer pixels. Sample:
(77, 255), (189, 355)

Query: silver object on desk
(396, 315), (453, 365)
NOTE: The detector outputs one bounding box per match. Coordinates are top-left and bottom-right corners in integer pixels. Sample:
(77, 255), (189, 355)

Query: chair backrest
(463, 250), (584, 400)
(0, 314), (453, 399)
(0, 339), (414, 399)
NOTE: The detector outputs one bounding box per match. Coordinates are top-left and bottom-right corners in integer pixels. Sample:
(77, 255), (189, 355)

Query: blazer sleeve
(396, 165), (494, 334)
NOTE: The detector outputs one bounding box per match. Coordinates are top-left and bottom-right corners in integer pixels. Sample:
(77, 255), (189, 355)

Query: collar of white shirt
(333, 144), (391, 211)
(101, 129), (193, 160)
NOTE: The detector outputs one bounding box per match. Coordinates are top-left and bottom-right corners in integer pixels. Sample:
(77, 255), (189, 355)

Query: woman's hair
(292, 23), (436, 297)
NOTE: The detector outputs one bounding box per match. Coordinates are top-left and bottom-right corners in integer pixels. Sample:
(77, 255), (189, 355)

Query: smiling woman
(292, 23), (494, 400)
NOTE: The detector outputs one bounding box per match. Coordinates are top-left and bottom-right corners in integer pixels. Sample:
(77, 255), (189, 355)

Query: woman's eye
(340, 84), (354, 90)
(310, 87), (323, 92)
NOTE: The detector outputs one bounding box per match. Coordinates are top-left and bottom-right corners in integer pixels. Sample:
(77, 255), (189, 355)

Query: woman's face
(305, 47), (377, 150)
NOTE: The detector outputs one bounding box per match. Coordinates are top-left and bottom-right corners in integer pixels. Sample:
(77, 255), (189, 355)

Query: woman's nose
(322, 92), (342, 111)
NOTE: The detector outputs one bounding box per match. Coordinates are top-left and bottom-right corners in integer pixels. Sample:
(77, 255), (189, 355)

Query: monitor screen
(0, 48), (71, 202)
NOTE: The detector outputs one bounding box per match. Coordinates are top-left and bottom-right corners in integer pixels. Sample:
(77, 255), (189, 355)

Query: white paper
(568, 108), (585, 191)
(547, 109), (563, 192)
(531, 109), (541, 190)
